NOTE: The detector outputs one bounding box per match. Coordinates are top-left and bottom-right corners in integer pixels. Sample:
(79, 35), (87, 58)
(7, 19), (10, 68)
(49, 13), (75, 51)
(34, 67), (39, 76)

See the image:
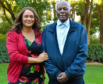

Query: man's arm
(42, 27), (61, 79)
(65, 25), (88, 78)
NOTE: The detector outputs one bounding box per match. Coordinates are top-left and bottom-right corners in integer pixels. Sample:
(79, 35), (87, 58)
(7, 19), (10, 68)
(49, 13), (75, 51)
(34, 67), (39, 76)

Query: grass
(84, 65), (103, 84)
(0, 64), (103, 84)
(0, 63), (8, 84)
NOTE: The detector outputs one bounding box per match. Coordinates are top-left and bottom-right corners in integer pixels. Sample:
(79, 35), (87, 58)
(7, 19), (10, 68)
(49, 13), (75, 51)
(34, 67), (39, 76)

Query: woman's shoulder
(33, 29), (42, 36)
(7, 30), (19, 38)
(8, 30), (17, 34)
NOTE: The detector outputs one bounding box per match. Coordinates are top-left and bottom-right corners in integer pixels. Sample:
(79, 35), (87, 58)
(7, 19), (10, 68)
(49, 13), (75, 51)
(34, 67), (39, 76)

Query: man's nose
(60, 9), (65, 12)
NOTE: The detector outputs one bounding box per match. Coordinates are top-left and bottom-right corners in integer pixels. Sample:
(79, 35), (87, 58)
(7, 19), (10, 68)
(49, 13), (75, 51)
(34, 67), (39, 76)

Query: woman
(6, 7), (49, 84)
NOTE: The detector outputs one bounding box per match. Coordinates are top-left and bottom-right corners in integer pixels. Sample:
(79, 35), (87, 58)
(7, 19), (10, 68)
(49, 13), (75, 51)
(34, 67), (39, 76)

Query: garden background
(0, 0), (103, 84)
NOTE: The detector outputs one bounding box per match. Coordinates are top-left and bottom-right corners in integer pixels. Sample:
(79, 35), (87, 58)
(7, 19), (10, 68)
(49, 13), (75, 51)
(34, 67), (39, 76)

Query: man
(42, 1), (88, 84)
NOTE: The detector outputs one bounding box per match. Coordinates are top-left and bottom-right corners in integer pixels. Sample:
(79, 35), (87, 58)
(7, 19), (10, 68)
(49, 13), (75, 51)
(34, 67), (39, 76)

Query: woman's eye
(30, 16), (34, 18)
(24, 15), (28, 18)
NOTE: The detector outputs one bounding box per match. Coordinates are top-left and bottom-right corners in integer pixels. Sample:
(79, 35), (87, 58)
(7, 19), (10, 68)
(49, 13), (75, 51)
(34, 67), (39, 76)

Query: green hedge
(0, 40), (103, 63)
(87, 44), (103, 63)
(0, 40), (9, 63)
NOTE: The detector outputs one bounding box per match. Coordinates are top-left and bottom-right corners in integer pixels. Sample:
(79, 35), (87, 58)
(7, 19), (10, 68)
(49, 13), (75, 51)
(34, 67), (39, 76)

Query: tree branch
(0, 0), (15, 21)
(5, 1), (15, 21)
(0, 1), (9, 11)
(3, 8), (12, 25)
(89, 0), (93, 18)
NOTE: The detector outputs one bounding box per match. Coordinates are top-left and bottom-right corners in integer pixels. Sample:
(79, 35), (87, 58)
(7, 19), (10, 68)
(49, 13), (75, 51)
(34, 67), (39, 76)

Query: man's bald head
(55, 1), (71, 22)
(55, 1), (71, 12)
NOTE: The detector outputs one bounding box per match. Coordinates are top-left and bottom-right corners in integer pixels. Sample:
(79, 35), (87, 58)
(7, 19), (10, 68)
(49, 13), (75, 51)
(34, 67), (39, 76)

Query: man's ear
(55, 10), (58, 17)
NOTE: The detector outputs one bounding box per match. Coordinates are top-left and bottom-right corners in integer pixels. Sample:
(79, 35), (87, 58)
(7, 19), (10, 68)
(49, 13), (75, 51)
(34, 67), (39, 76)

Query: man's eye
(57, 9), (61, 11)
(57, 8), (68, 11)
(64, 8), (68, 10)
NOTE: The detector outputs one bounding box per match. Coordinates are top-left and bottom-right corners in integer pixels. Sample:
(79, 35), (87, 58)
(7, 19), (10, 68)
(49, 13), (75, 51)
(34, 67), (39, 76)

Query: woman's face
(22, 9), (35, 28)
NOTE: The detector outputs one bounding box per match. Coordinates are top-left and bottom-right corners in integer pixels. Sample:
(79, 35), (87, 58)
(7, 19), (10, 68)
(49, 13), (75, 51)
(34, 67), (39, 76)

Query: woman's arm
(28, 52), (49, 63)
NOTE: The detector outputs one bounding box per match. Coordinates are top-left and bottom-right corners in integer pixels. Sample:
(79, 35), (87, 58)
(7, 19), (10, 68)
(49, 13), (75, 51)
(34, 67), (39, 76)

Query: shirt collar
(57, 19), (70, 27)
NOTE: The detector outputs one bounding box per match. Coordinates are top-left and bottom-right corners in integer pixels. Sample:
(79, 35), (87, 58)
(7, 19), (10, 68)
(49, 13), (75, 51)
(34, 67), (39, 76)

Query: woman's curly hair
(11, 7), (41, 34)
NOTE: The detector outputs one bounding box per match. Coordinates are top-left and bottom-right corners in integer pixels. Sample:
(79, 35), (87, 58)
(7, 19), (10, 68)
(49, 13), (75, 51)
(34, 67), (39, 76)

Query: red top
(6, 30), (44, 83)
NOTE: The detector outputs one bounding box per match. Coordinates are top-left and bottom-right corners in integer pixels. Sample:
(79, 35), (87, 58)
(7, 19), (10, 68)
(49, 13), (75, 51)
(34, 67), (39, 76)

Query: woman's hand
(37, 52), (49, 63)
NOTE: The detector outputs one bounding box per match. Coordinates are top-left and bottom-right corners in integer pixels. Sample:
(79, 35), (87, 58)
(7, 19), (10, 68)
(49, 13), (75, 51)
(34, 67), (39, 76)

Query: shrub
(0, 16), (11, 35)
(0, 40), (9, 63)
(0, 34), (7, 40)
(87, 44), (103, 63)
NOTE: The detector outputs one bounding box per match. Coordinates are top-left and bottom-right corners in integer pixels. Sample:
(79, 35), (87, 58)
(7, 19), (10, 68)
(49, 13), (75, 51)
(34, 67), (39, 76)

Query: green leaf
(35, 82), (39, 84)
(40, 74), (44, 79)
(31, 66), (34, 70)
(19, 83), (22, 84)
(30, 70), (34, 73)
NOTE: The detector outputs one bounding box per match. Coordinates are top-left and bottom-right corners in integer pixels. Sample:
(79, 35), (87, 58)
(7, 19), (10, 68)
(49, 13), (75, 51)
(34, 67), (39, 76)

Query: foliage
(90, 34), (99, 44)
(0, 0), (51, 29)
(90, 4), (100, 35)
(0, 0), (20, 24)
(0, 34), (7, 40)
(0, 40), (9, 63)
(73, 1), (100, 42)
(87, 44), (103, 63)
(0, 15), (11, 35)
(16, 0), (51, 29)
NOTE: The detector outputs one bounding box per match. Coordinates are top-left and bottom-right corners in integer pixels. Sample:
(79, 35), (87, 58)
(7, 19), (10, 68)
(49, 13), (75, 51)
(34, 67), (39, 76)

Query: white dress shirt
(56, 19), (70, 54)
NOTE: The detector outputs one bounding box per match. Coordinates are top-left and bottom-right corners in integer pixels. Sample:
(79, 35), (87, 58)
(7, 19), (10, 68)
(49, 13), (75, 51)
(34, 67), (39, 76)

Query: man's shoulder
(71, 20), (82, 26)
(71, 20), (85, 29)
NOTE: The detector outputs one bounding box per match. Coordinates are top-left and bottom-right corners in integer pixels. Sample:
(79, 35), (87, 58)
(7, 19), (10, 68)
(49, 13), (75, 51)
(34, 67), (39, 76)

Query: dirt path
(86, 62), (103, 65)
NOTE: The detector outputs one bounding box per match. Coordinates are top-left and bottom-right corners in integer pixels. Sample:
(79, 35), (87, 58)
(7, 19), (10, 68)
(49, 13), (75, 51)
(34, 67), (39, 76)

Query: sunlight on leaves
(93, 0), (102, 5)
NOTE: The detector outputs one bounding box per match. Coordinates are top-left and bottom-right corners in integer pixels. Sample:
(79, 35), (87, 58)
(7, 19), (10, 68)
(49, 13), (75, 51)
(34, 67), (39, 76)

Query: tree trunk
(86, 15), (91, 45)
(71, 4), (75, 21)
(100, 17), (103, 44)
(97, 4), (103, 44)
(80, 0), (93, 44)
(52, 2), (57, 22)
(82, 0), (89, 28)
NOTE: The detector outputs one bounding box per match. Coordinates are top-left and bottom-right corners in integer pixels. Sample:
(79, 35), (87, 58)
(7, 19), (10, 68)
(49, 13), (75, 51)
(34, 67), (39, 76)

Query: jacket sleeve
(6, 31), (28, 64)
(65, 25), (88, 78)
(42, 27), (61, 79)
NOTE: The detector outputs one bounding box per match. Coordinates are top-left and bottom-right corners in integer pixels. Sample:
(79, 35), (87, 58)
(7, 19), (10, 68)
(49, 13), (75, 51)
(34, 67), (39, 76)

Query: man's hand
(57, 72), (69, 83)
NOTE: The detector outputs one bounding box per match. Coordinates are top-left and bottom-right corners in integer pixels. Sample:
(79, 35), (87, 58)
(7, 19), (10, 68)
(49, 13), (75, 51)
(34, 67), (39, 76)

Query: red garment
(6, 30), (44, 83)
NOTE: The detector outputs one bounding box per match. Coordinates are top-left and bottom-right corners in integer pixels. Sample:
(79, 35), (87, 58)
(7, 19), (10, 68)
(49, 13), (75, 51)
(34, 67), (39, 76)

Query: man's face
(56, 2), (71, 23)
